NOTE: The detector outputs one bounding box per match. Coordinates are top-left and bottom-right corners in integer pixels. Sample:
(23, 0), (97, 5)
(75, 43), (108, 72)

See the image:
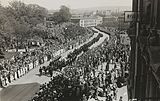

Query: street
(0, 61), (51, 101)
(0, 30), (109, 101)
(0, 28), (128, 101)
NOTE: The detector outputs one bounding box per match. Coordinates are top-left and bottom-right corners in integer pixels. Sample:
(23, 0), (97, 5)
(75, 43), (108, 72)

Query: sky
(1, 0), (132, 10)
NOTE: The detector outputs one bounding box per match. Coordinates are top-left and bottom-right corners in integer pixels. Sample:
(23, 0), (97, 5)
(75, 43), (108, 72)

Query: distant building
(71, 16), (103, 27)
(92, 11), (97, 15)
(96, 16), (103, 25)
(104, 10), (112, 16)
(92, 10), (111, 16)
(103, 16), (118, 23)
(117, 16), (124, 22)
(117, 16), (125, 30)
(71, 18), (81, 24)
(71, 14), (84, 18)
(79, 17), (97, 27)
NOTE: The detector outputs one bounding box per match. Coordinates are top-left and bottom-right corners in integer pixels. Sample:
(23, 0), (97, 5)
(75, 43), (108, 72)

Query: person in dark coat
(0, 78), (4, 88)
(49, 68), (53, 77)
(39, 67), (42, 76)
(17, 69), (19, 78)
(119, 96), (123, 101)
(7, 72), (11, 83)
(3, 75), (7, 86)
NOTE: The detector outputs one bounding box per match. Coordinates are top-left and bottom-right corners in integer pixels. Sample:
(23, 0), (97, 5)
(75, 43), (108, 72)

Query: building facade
(103, 16), (118, 23)
(79, 17), (97, 27)
(71, 16), (103, 27)
(128, 0), (160, 101)
(96, 16), (103, 25)
(92, 10), (112, 16)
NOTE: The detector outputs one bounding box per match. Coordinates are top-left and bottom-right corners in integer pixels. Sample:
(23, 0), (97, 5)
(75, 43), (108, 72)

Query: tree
(6, 1), (47, 25)
(27, 4), (48, 25)
(59, 5), (71, 22)
(0, 6), (14, 50)
(12, 21), (29, 50)
(3, 1), (48, 51)
(53, 12), (63, 24)
(53, 5), (71, 24)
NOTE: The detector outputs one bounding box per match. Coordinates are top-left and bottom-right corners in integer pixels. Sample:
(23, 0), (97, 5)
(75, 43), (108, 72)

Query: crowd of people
(39, 33), (103, 76)
(45, 22), (93, 51)
(71, 33), (129, 101)
(32, 27), (130, 101)
(0, 46), (53, 87)
(0, 24), (94, 87)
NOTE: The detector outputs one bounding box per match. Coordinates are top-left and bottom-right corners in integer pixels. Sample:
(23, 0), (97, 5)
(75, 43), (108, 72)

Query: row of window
(80, 20), (96, 23)
(80, 23), (97, 27)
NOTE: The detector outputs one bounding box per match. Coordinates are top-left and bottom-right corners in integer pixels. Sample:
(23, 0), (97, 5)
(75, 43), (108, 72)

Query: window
(157, 0), (160, 29)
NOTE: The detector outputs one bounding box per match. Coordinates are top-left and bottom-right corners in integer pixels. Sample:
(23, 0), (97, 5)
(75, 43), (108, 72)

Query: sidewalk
(116, 86), (128, 101)
(0, 60), (51, 91)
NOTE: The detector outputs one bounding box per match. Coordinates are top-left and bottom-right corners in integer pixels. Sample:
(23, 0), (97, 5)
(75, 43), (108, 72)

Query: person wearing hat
(119, 96), (123, 101)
